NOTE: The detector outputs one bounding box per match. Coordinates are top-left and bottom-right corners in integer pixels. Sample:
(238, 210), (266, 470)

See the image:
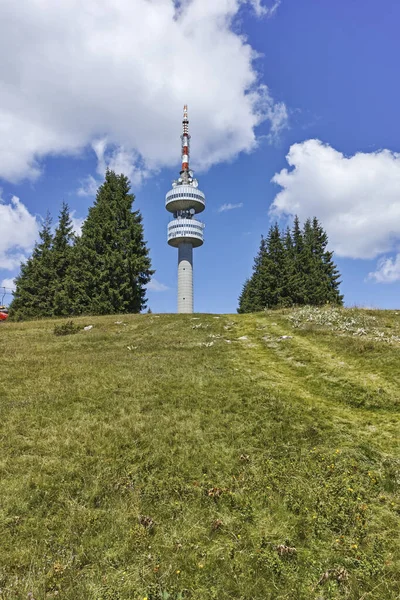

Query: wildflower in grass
(53, 562), (65, 574)
(176, 570), (181, 574)
(198, 563), (204, 568)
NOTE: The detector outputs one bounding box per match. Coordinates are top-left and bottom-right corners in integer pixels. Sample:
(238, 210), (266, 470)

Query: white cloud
(251, 85), (288, 142)
(0, 0), (287, 184)
(147, 279), (169, 292)
(70, 211), (85, 237)
(1, 278), (16, 292)
(218, 202), (244, 213)
(368, 254), (400, 284)
(92, 140), (150, 186)
(271, 140), (400, 259)
(266, 0), (281, 16)
(248, 0), (281, 18)
(0, 195), (39, 270)
(78, 141), (151, 195)
(77, 175), (99, 198)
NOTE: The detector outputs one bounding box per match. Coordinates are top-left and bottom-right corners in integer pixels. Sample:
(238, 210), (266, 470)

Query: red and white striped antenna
(181, 104), (191, 173)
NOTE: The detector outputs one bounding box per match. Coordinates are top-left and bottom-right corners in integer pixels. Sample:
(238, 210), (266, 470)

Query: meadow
(0, 307), (399, 599)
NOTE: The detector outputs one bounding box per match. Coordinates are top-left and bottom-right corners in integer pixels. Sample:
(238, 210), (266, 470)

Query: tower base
(178, 243), (193, 313)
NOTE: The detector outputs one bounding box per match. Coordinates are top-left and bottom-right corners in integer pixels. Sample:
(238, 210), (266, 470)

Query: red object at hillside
(0, 307), (9, 321)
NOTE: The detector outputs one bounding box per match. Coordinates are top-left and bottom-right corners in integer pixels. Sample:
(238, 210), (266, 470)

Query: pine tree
(52, 202), (76, 316)
(311, 217), (343, 305)
(9, 213), (54, 320)
(238, 237), (268, 313)
(261, 223), (288, 308)
(237, 278), (253, 314)
(250, 236), (269, 311)
(68, 170), (154, 315)
(299, 218), (317, 304)
(237, 216), (343, 313)
(282, 226), (295, 306)
(298, 217), (343, 306)
(290, 216), (306, 304)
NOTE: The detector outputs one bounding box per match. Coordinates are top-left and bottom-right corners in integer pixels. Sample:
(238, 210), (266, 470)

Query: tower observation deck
(166, 106), (205, 313)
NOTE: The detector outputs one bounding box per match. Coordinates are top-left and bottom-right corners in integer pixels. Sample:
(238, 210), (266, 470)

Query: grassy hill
(1, 307), (399, 600)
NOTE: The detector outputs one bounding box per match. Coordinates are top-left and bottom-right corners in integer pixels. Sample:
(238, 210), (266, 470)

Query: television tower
(166, 106), (205, 313)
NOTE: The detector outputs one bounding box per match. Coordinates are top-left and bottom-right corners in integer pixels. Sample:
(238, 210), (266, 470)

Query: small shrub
(53, 320), (81, 336)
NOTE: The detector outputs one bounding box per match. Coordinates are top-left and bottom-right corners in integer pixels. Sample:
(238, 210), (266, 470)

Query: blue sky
(1, 0), (400, 313)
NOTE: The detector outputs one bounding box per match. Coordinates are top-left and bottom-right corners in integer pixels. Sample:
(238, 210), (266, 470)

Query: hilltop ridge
(1, 307), (399, 599)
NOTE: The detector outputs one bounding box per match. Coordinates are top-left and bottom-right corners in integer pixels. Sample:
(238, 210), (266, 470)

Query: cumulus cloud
(0, 0), (286, 184)
(0, 195), (39, 270)
(93, 140), (150, 186)
(147, 279), (169, 292)
(77, 140), (151, 195)
(368, 254), (400, 284)
(70, 211), (85, 237)
(77, 175), (99, 198)
(218, 202), (244, 212)
(270, 140), (400, 259)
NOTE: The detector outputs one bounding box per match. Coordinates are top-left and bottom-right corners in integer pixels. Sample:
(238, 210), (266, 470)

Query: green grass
(0, 307), (399, 599)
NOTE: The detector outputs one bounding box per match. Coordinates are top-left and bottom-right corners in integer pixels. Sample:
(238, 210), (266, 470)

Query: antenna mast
(181, 104), (191, 178)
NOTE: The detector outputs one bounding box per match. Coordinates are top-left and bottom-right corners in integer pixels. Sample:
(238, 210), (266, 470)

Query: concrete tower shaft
(177, 243), (193, 313)
(166, 106), (206, 313)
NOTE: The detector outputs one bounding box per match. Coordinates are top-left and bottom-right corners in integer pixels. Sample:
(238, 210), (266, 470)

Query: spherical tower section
(166, 106), (205, 313)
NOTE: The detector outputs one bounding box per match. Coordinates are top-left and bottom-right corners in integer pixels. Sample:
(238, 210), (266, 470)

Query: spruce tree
(238, 216), (343, 313)
(311, 217), (343, 305)
(238, 237), (268, 313)
(299, 217), (343, 306)
(52, 202), (76, 316)
(237, 278), (253, 314)
(299, 218), (317, 304)
(283, 226), (295, 306)
(68, 170), (153, 315)
(261, 223), (288, 308)
(290, 216), (306, 305)
(9, 213), (54, 320)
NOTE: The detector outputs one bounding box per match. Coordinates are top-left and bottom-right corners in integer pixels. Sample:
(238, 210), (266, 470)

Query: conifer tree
(238, 237), (268, 313)
(52, 202), (75, 316)
(237, 278), (253, 314)
(298, 217), (343, 305)
(9, 213), (54, 320)
(290, 216), (306, 304)
(300, 218), (316, 304)
(311, 217), (343, 305)
(238, 216), (343, 313)
(283, 226), (295, 306)
(261, 223), (288, 308)
(68, 170), (153, 315)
